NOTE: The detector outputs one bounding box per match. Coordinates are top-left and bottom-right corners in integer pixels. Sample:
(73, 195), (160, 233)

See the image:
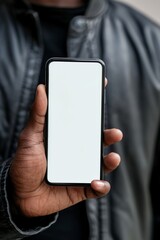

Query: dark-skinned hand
(10, 84), (123, 217)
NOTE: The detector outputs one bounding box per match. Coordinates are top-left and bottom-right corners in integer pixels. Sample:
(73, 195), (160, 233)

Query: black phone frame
(45, 57), (105, 186)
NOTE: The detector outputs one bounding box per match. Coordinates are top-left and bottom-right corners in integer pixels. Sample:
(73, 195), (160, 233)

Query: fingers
(84, 180), (111, 199)
(103, 129), (122, 173)
(83, 152), (120, 199)
(105, 77), (108, 87)
(91, 180), (110, 196)
(103, 152), (121, 173)
(87, 128), (122, 199)
(104, 128), (123, 146)
(84, 152), (121, 199)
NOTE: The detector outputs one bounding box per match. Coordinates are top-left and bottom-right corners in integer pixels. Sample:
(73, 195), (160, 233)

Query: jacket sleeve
(0, 158), (58, 239)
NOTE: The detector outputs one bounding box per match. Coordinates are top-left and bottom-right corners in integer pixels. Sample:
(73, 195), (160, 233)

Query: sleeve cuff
(0, 158), (58, 239)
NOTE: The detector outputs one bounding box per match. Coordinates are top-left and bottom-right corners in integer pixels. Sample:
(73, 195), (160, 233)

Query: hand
(9, 85), (123, 217)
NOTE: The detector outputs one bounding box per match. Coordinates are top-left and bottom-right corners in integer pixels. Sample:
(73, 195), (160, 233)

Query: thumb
(28, 84), (47, 134)
(10, 85), (47, 190)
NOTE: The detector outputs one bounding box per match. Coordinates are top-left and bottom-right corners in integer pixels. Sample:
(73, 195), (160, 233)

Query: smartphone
(45, 58), (105, 185)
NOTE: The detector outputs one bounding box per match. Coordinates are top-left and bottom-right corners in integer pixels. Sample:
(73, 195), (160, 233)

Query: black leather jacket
(0, 0), (160, 239)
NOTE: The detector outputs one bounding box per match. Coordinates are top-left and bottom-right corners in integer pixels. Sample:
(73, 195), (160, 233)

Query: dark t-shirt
(26, 4), (89, 240)
(34, 4), (86, 84)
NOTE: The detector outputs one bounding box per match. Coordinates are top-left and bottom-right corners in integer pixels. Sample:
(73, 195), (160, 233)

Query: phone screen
(46, 58), (105, 185)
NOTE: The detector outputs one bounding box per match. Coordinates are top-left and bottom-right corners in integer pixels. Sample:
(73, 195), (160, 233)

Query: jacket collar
(12, 0), (109, 18)
(86, 0), (109, 18)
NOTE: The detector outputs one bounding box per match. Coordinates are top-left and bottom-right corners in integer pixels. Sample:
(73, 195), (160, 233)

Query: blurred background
(116, 0), (160, 24)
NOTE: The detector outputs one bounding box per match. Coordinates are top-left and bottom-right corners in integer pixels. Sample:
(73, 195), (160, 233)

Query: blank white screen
(47, 60), (103, 184)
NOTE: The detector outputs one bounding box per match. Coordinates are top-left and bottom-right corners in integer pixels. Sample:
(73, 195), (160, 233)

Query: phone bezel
(45, 57), (105, 186)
